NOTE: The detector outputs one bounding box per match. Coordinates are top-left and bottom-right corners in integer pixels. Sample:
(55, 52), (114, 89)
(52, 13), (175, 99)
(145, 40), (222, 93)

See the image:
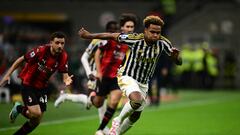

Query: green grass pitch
(1, 89), (240, 135)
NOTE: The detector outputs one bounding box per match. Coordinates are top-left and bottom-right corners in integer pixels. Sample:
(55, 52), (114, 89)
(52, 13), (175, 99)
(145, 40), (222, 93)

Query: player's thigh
(118, 76), (143, 98)
(27, 104), (43, 118)
(109, 89), (122, 104)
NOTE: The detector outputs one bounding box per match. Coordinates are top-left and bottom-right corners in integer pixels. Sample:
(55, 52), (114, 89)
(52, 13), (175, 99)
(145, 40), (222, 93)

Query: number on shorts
(39, 95), (47, 103)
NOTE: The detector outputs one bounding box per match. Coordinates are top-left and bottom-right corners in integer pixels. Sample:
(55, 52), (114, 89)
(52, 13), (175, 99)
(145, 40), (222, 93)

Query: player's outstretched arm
(0, 56), (25, 87)
(78, 27), (120, 40)
(171, 48), (182, 65)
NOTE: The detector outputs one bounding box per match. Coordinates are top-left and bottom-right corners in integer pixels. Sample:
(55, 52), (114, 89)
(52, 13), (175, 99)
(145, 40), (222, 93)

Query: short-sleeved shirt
(99, 39), (128, 78)
(19, 45), (68, 89)
(117, 33), (173, 84)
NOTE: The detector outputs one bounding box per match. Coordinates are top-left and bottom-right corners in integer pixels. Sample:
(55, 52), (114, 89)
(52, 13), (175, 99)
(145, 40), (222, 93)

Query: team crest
(30, 51), (35, 58)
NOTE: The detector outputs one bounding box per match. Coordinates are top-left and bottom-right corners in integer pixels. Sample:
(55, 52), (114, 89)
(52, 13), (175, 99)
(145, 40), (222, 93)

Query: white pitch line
(0, 96), (238, 132)
(0, 115), (98, 132)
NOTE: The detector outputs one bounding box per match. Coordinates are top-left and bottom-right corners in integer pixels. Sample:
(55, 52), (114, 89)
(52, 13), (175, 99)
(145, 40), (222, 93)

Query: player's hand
(64, 75), (73, 86)
(171, 47), (182, 65)
(171, 47), (180, 59)
(88, 73), (96, 81)
(78, 28), (90, 39)
(0, 77), (10, 87)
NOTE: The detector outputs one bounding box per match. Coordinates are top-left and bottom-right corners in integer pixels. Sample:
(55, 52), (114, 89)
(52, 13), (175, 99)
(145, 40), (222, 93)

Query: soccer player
(93, 13), (137, 135)
(54, 21), (119, 134)
(78, 15), (182, 135)
(0, 32), (73, 135)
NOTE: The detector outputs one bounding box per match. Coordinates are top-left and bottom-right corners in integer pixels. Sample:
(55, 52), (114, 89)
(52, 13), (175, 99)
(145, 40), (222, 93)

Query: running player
(93, 13), (137, 135)
(0, 32), (73, 135)
(78, 15), (182, 135)
(54, 21), (119, 134)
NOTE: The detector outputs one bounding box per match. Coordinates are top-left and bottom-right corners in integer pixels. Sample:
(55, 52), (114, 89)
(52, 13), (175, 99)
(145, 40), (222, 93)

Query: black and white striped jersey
(84, 39), (107, 72)
(117, 33), (173, 84)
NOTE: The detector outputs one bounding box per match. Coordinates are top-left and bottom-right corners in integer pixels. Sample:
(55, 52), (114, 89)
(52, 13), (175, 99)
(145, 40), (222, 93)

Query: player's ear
(144, 28), (147, 33)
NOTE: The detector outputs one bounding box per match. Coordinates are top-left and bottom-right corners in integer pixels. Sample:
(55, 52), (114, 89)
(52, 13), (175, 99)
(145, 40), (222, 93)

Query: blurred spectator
(192, 44), (206, 89)
(205, 48), (219, 89)
(180, 43), (194, 88)
(0, 49), (7, 77)
(223, 50), (237, 89)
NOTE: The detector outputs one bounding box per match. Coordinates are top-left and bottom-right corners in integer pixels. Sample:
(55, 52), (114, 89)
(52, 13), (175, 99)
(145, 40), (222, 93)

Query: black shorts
(21, 85), (48, 112)
(96, 77), (120, 96)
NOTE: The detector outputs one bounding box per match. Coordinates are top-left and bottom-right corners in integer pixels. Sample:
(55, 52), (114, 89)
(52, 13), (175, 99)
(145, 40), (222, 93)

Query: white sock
(118, 101), (134, 123)
(120, 118), (134, 134)
(98, 100), (107, 123)
(65, 94), (88, 105)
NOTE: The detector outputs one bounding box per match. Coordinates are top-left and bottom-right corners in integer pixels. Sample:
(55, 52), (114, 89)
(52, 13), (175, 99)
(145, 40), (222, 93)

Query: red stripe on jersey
(99, 40), (128, 78)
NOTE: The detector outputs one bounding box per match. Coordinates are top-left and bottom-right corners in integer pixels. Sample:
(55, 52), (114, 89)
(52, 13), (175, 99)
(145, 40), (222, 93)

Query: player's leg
(97, 89), (122, 132)
(119, 111), (142, 134)
(109, 76), (147, 135)
(9, 102), (29, 123)
(89, 78), (108, 108)
(54, 93), (88, 107)
(55, 80), (96, 108)
(14, 105), (43, 135)
(98, 99), (107, 122)
(116, 91), (143, 121)
(109, 92), (143, 135)
(12, 85), (46, 135)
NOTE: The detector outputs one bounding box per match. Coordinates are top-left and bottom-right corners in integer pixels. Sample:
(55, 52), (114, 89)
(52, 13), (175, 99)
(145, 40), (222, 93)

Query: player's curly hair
(119, 13), (137, 27)
(143, 15), (164, 28)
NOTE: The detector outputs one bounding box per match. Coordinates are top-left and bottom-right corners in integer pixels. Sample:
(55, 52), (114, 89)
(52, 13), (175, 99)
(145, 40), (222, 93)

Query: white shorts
(117, 75), (148, 111)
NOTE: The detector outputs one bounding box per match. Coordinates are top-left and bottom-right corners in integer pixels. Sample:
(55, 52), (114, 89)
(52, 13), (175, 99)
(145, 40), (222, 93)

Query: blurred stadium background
(0, 0), (240, 134)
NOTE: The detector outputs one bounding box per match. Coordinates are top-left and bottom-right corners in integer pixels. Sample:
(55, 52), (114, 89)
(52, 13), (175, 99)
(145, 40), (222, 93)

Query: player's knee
(93, 100), (104, 108)
(129, 111), (141, 123)
(130, 100), (143, 110)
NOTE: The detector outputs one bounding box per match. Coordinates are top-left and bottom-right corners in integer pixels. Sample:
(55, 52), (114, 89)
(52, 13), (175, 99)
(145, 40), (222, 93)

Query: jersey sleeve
(160, 36), (173, 56)
(85, 39), (107, 56)
(96, 40), (108, 50)
(24, 46), (42, 63)
(58, 52), (69, 73)
(117, 33), (143, 47)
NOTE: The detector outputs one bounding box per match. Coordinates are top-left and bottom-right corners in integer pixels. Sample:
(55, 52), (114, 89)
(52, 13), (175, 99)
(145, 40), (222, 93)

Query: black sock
(16, 105), (29, 119)
(14, 121), (37, 135)
(98, 106), (116, 130)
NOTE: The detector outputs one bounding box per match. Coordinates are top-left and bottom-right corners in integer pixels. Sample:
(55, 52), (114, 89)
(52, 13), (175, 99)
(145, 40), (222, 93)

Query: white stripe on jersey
(118, 33), (173, 84)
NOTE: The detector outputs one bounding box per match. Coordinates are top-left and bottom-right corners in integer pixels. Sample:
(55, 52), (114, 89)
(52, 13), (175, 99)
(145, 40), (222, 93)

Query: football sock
(13, 121), (37, 135)
(98, 106), (116, 130)
(98, 100), (107, 123)
(119, 118), (133, 134)
(118, 101), (134, 122)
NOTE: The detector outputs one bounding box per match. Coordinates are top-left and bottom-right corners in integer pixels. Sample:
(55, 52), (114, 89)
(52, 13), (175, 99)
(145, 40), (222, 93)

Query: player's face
(51, 37), (65, 54)
(108, 24), (118, 33)
(121, 21), (135, 34)
(144, 24), (161, 43)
